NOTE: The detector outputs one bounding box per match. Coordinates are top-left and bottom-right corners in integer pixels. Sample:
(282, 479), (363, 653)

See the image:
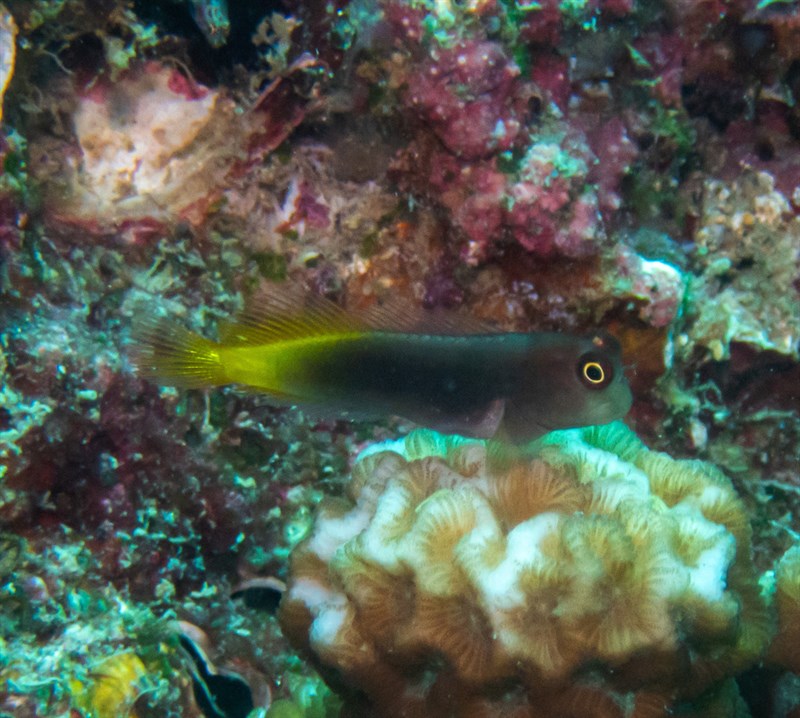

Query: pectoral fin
(408, 398), (506, 440)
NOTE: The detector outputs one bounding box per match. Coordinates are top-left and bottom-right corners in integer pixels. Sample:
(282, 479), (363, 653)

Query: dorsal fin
(218, 289), (368, 345)
(217, 287), (501, 346)
(358, 298), (501, 336)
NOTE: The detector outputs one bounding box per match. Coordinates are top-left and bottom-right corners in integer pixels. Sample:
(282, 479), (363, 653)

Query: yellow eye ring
(576, 351), (614, 389)
(582, 361), (605, 385)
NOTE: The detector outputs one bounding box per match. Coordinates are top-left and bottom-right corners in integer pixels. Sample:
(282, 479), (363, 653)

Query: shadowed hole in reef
(131, 0), (287, 79)
(682, 79), (747, 131)
(179, 634), (254, 718)
(231, 576), (285, 613)
(697, 343), (800, 413)
(737, 665), (780, 718)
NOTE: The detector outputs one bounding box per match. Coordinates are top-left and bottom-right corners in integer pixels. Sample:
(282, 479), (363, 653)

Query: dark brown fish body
(283, 331), (631, 442)
(135, 294), (632, 444)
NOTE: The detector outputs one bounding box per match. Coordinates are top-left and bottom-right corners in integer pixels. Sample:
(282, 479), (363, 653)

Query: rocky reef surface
(0, 1), (798, 717)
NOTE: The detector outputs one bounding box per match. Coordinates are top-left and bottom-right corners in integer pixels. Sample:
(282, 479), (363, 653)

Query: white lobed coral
(68, 63), (229, 225)
(31, 62), (243, 235)
(0, 3), (16, 123)
(279, 424), (770, 717)
(768, 544), (800, 675)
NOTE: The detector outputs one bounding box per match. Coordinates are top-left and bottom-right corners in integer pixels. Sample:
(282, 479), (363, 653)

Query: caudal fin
(132, 317), (226, 388)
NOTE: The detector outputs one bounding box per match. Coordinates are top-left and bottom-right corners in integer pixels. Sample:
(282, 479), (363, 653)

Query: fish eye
(577, 352), (613, 389)
(584, 362), (604, 383)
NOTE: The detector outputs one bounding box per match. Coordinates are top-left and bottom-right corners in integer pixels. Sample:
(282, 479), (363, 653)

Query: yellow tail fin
(132, 317), (226, 388)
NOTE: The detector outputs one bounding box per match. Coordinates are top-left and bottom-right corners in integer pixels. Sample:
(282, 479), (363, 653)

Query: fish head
(505, 332), (633, 441)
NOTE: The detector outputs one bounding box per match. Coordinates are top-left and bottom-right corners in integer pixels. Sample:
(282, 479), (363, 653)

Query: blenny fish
(134, 293), (632, 444)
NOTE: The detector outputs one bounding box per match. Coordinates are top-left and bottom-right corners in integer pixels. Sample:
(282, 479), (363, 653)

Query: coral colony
(0, 1), (798, 717)
(281, 425), (772, 715)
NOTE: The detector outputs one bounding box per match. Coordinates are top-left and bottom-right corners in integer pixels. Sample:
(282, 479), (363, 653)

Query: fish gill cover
(0, 1), (797, 717)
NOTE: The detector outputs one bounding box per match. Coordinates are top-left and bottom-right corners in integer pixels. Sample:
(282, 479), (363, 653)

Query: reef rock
(688, 170), (800, 361)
